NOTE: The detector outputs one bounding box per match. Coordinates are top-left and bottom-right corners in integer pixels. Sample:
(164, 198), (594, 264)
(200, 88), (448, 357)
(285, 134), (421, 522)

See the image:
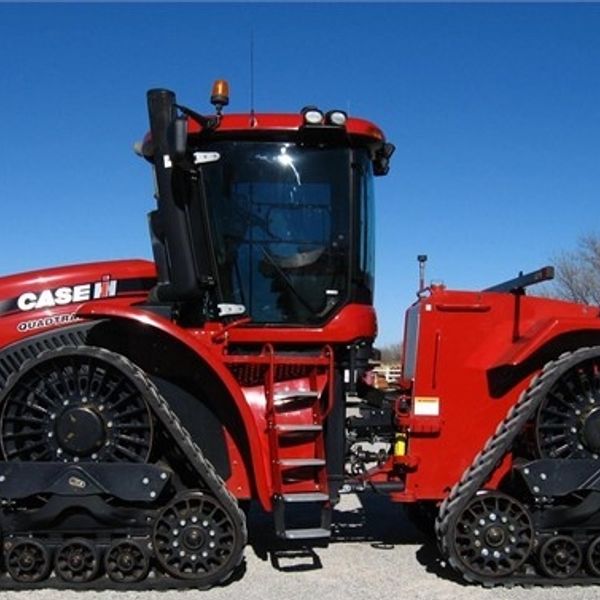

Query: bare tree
(548, 233), (600, 304)
(379, 343), (402, 364)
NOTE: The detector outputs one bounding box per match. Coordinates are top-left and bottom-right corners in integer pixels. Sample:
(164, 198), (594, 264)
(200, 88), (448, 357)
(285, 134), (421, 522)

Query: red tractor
(0, 81), (599, 588)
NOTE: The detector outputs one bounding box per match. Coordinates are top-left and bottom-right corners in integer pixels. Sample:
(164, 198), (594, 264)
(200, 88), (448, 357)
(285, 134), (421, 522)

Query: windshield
(192, 141), (351, 324)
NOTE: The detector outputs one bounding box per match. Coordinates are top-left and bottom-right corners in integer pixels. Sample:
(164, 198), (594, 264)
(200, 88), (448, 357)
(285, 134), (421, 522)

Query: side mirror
(373, 143), (395, 176)
(168, 117), (188, 163)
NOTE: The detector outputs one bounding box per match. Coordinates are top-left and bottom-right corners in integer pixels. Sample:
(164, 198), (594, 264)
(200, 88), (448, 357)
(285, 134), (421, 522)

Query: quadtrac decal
(16, 275), (118, 312)
(17, 312), (81, 333)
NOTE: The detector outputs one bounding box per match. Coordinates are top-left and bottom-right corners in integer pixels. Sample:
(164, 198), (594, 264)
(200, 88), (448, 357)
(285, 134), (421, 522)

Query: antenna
(249, 30), (256, 126)
(417, 254), (428, 296)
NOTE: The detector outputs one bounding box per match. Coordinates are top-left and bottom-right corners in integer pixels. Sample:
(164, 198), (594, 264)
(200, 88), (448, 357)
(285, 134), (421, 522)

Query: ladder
(265, 345), (334, 540)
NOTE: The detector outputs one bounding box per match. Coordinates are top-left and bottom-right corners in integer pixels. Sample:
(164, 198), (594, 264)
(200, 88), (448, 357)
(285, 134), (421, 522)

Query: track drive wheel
(0, 346), (153, 464)
(105, 539), (149, 583)
(6, 539), (51, 583)
(535, 347), (600, 460)
(451, 491), (534, 579)
(153, 491), (242, 585)
(55, 538), (100, 583)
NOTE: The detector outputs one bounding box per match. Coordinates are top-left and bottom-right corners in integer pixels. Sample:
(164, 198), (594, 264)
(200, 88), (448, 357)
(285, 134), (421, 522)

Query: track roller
(105, 539), (149, 583)
(5, 539), (51, 583)
(586, 536), (600, 576)
(55, 538), (100, 583)
(539, 536), (582, 579)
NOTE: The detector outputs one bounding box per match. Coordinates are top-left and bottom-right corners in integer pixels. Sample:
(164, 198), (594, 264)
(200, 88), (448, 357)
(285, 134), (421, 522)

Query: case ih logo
(17, 275), (118, 312)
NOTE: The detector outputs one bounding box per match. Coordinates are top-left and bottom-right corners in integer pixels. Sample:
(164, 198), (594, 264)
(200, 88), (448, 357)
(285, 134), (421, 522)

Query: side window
(359, 156), (375, 295)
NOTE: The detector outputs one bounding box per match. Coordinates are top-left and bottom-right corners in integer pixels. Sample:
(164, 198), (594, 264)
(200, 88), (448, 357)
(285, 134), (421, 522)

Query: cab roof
(186, 113), (386, 142)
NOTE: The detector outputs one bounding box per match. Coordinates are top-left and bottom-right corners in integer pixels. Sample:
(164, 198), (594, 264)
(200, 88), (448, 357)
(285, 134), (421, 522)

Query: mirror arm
(175, 103), (219, 131)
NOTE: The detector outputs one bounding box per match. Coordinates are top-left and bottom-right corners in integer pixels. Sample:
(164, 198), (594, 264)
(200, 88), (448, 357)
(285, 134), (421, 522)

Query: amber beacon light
(210, 79), (230, 115)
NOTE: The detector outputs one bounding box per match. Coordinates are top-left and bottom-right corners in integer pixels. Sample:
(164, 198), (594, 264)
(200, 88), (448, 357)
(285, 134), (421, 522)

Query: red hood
(0, 259), (156, 319)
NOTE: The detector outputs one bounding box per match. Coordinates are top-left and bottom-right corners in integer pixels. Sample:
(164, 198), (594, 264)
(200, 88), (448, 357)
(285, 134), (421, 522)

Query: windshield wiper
(259, 245), (320, 316)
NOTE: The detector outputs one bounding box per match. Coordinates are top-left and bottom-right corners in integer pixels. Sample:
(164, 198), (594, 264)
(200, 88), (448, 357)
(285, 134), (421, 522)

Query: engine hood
(0, 260), (156, 339)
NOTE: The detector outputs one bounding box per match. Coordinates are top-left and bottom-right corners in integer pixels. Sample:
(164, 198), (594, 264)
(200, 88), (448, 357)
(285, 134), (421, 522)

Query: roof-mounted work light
(326, 110), (348, 126)
(301, 106), (324, 125)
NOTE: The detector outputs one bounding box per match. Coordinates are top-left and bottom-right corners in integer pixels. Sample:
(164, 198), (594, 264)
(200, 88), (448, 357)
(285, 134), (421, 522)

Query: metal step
(281, 492), (329, 503)
(274, 391), (319, 402)
(283, 527), (331, 540)
(272, 493), (332, 541)
(278, 458), (326, 468)
(276, 424), (322, 434)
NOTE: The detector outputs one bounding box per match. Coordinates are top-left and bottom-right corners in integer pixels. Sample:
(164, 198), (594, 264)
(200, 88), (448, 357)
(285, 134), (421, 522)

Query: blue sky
(0, 3), (599, 344)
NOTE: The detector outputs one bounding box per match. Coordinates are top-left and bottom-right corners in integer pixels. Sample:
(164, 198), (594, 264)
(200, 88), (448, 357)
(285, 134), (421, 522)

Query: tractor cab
(140, 82), (393, 328)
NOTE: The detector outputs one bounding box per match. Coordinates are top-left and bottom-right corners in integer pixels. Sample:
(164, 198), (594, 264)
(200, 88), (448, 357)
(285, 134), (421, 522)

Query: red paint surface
(0, 260), (155, 347)
(399, 286), (600, 500)
(187, 113), (386, 141)
(4, 256), (598, 510)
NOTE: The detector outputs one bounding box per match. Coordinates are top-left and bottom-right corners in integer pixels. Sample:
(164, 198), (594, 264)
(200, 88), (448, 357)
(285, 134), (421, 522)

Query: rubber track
(0, 345), (247, 590)
(435, 347), (594, 587)
(0, 323), (92, 389)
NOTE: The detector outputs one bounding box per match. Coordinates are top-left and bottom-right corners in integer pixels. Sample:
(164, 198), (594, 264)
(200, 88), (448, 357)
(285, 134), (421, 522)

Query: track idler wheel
(55, 538), (100, 583)
(153, 491), (241, 584)
(6, 539), (51, 583)
(105, 539), (149, 583)
(539, 535), (582, 578)
(451, 491), (534, 578)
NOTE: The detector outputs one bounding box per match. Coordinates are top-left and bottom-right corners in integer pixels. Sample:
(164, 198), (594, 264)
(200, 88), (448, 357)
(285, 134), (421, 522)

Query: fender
(487, 318), (600, 398)
(75, 298), (271, 509)
(492, 318), (600, 368)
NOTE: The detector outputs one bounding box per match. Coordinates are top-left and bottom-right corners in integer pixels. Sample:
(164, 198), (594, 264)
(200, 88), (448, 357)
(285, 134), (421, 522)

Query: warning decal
(414, 396), (440, 417)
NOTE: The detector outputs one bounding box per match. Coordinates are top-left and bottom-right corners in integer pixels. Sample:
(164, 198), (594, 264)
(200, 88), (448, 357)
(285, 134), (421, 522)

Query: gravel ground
(0, 493), (592, 600)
